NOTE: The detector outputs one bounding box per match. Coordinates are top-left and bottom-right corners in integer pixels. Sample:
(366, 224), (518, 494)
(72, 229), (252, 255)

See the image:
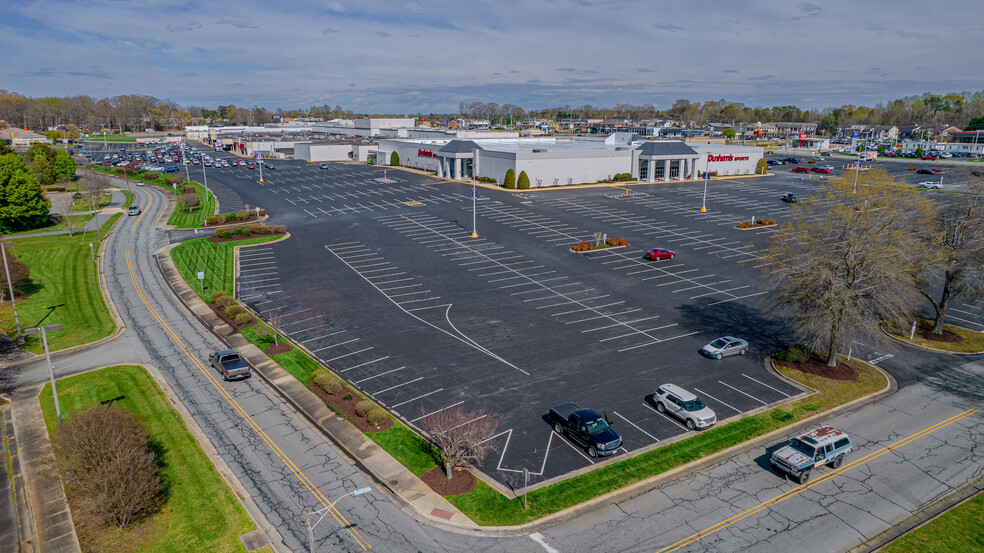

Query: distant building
(2, 127), (51, 146)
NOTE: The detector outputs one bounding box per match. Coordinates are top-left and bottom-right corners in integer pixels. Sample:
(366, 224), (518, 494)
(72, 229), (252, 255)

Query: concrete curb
(880, 324), (984, 356)
(849, 477), (984, 553)
(152, 241), (482, 534)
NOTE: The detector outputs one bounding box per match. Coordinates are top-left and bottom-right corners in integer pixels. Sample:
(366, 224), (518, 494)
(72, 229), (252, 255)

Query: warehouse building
(374, 135), (762, 186)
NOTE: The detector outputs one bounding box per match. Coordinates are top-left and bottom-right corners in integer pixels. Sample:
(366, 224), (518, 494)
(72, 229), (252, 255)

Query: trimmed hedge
(517, 171), (530, 189)
(503, 169), (516, 189)
(233, 312), (254, 325)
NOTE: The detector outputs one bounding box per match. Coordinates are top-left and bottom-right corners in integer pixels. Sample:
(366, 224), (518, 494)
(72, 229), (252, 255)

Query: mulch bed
(734, 223), (777, 230)
(775, 356), (859, 381)
(264, 342), (293, 355)
(208, 232), (284, 243)
(888, 318), (962, 344)
(420, 466), (476, 496)
(308, 380), (393, 433)
(206, 215), (261, 227)
(206, 302), (256, 329)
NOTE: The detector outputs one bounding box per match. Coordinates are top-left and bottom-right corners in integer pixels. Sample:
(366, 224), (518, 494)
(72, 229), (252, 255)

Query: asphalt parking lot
(195, 153), (984, 489)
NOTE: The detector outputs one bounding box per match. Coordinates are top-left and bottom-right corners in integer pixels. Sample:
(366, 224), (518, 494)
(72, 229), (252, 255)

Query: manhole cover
(389, 480), (399, 486)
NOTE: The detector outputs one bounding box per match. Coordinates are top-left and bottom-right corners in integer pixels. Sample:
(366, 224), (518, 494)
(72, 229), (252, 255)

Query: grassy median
(170, 235), (281, 301)
(89, 166), (216, 229)
(881, 483), (984, 553)
(39, 365), (255, 553)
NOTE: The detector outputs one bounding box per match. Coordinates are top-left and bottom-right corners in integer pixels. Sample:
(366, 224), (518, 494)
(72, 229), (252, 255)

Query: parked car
(770, 425), (853, 484)
(319, 163), (330, 169)
(916, 182), (942, 189)
(127, 204), (141, 216)
(921, 155), (938, 160)
(644, 248), (676, 261)
(701, 336), (749, 359)
(812, 166), (832, 174)
(247, 164), (255, 170)
(820, 151), (831, 156)
(265, 164), (276, 170)
(781, 192), (797, 203)
(653, 384), (717, 430)
(916, 168), (937, 175)
(209, 349), (252, 381)
(792, 166), (811, 173)
(549, 402), (622, 458)
(783, 157), (800, 163)
(161, 165), (180, 173)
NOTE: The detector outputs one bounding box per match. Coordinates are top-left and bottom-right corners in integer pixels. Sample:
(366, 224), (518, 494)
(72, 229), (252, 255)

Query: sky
(3, 0), (984, 113)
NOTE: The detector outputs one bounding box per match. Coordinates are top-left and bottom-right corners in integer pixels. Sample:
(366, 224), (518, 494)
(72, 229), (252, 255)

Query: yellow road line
(125, 251), (371, 550)
(130, 189), (153, 232)
(655, 408), (978, 553)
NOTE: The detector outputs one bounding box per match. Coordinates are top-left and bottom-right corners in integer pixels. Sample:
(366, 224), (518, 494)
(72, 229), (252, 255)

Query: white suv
(654, 383), (717, 430)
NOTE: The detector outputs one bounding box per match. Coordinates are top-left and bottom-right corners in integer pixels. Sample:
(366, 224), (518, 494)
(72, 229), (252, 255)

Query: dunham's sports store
(375, 134), (763, 187)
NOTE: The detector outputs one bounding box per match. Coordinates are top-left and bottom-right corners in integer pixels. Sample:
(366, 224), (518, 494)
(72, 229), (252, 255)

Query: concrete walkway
(8, 385), (80, 553)
(9, 188), (126, 240)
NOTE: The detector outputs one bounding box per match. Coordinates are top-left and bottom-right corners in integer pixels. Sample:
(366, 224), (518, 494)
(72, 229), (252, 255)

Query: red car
(264, 164), (276, 170)
(921, 155), (938, 160)
(812, 167), (832, 174)
(792, 166), (811, 173)
(916, 168), (937, 175)
(645, 248), (676, 261)
(247, 164), (255, 170)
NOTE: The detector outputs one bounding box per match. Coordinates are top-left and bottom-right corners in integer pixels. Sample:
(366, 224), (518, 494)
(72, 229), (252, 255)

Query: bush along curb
(734, 219), (777, 230)
(571, 238), (629, 253)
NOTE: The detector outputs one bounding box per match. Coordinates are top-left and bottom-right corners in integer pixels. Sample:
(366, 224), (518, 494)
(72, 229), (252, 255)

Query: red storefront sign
(418, 149), (437, 158)
(707, 153), (749, 162)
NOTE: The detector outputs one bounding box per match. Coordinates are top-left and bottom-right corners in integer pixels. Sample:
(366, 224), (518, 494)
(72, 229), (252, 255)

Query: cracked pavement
(3, 180), (983, 553)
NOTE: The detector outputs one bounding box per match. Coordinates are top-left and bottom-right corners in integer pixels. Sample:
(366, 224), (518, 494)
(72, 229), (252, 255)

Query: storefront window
(670, 160), (680, 179)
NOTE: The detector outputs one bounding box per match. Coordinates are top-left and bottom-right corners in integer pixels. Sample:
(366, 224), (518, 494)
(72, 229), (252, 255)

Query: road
(2, 173), (982, 552)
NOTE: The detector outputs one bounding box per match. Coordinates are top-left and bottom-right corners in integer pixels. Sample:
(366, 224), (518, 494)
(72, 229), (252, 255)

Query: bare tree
(911, 181), (984, 334)
(762, 170), (934, 367)
(420, 405), (499, 479)
(51, 195), (77, 236)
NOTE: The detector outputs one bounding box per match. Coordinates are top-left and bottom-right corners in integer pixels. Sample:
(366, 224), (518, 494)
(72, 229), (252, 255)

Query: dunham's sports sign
(707, 153), (749, 162)
(418, 149), (438, 158)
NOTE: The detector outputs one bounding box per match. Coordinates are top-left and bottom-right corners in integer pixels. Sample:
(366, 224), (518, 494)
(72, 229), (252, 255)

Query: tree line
(3, 88), (984, 134)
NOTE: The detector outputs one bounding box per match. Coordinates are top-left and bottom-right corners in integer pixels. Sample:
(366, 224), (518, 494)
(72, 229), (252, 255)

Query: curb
(848, 477), (984, 553)
(880, 324), (984, 356)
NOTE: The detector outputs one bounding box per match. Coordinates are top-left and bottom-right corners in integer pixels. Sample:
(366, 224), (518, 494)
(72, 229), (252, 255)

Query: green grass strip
(880, 484), (984, 553)
(0, 232), (115, 353)
(170, 236), (281, 301)
(38, 365), (253, 552)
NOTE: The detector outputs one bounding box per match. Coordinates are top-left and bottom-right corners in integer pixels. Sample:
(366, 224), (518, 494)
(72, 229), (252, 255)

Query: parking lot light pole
(201, 159), (210, 226)
(304, 487), (371, 553)
(700, 171), (708, 213)
(471, 182), (478, 237)
(1, 241), (23, 343)
(25, 324), (63, 425)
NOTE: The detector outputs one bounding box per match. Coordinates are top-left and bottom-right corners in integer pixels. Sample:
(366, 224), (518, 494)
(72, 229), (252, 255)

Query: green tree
(390, 151), (400, 166)
(915, 147), (925, 156)
(517, 171), (530, 189)
(32, 153), (54, 185)
(877, 146), (886, 154)
(43, 130), (64, 141)
(966, 116), (984, 131)
(762, 170), (932, 368)
(0, 153), (51, 231)
(0, 141), (11, 156)
(503, 169), (516, 189)
(53, 150), (76, 182)
(755, 158), (768, 174)
(723, 128), (736, 139)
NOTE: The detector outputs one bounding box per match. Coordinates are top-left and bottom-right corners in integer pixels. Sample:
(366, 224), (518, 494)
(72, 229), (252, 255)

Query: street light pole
(471, 182), (478, 237)
(25, 324), (63, 425)
(304, 487), (371, 553)
(701, 171), (708, 213)
(201, 156), (210, 226)
(1, 241), (23, 343)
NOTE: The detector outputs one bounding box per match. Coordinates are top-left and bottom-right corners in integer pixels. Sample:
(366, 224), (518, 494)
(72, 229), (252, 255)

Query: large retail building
(375, 134), (763, 186)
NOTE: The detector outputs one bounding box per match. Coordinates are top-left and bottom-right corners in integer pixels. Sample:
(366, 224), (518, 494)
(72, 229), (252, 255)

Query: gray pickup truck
(209, 349), (251, 381)
(549, 402), (622, 458)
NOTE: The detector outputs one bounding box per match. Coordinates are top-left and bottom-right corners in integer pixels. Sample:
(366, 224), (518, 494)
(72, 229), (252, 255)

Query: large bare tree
(763, 170), (934, 367)
(911, 181), (984, 333)
(420, 405), (499, 479)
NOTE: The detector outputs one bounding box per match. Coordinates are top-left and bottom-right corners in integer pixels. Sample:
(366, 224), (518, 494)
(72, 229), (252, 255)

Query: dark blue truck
(549, 402), (622, 458)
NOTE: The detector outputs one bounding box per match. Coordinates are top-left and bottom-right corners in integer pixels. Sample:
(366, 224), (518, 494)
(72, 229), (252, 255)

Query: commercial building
(374, 134), (763, 187)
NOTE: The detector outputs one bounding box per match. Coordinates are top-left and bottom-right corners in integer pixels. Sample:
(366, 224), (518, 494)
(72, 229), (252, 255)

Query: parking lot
(195, 152), (984, 489)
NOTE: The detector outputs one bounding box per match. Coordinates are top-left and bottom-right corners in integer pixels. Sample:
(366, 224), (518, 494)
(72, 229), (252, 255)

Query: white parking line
(326, 347), (374, 362)
(391, 388), (444, 408)
(613, 411), (659, 442)
(374, 377), (423, 394)
(354, 366), (406, 384)
(411, 401), (465, 423)
(693, 387), (742, 414)
(741, 373), (791, 397)
(310, 338), (360, 352)
(718, 380), (767, 405)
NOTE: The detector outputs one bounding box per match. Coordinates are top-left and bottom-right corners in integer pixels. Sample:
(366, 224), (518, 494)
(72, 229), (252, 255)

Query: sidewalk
(8, 385), (81, 553)
(8, 188), (126, 240)
(154, 243), (480, 532)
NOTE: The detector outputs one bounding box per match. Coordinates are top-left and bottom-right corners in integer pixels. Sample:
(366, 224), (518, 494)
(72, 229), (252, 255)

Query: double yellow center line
(125, 250), (371, 549)
(130, 188), (153, 231)
(655, 407), (978, 552)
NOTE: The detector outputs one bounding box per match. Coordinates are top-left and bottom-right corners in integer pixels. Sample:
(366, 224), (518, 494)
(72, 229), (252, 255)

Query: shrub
(476, 176), (497, 184)
(343, 393), (353, 401)
(612, 172), (633, 182)
(237, 209), (255, 220)
(219, 229), (232, 239)
(315, 374), (343, 395)
(209, 290), (229, 302)
(503, 169), (516, 189)
(236, 227), (251, 237)
(736, 221), (754, 228)
(72, 192), (84, 200)
(224, 213), (238, 223)
(225, 304), (245, 317)
(756, 158), (768, 174)
(234, 312), (254, 326)
(311, 368), (328, 380)
(756, 218), (776, 225)
(776, 344), (812, 363)
(269, 225), (286, 234)
(390, 151), (400, 166)
(366, 407), (389, 426)
(605, 237), (628, 247)
(207, 215), (224, 225)
(517, 170), (530, 189)
(572, 241), (595, 252)
(162, 176), (176, 185)
(355, 400), (374, 418)
(143, 171), (158, 180)
(215, 296), (235, 309)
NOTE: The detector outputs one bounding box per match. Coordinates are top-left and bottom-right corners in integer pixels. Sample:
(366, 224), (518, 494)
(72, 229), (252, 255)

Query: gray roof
(438, 140), (483, 154)
(635, 141), (697, 156)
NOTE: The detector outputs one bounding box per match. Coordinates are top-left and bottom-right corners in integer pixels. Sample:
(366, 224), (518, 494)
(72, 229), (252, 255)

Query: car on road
(127, 204), (141, 216)
(916, 168), (937, 175)
(549, 402), (622, 458)
(653, 384), (716, 430)
(781, 192), (797, 203)
(701, 336), (749, 359)
(916, 182), (942, 189)
(209, 349), (252, 381)
(644, 248), (676, 260)
(820, 151), (831, 156)
(770, 425), (853, 484)
(792, 166), (811, 173)
(265, 164), (276, 170)
(921, 155), (938, 160)
(812, 166), (832, 174)
(161, 165), (180, 173)
(783, 157), (800, 163)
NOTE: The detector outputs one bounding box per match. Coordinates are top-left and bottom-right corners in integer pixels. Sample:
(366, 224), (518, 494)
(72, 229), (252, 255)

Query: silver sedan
(701, 336), (749, 359)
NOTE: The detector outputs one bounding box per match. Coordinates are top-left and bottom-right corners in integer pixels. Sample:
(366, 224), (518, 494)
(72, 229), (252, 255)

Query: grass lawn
(167, 179), (216, 229)
(2, 213), (96, 237)
(39, 365), (254, 553)
(890, 321), (984, 353)
(0, 231), (115, 354)
(447, 357), (885, 525)
(169, 235), (282, 301)
(85, 135), (138, 142)
(882, 485), (984, 553)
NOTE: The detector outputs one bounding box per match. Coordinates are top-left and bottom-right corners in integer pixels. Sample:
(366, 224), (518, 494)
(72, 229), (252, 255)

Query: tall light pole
(304, 487), (371, 553)
(201, 153), (210, 226)
(25, 324), (63, 425)
(1, 241), (23, 343)
(258, 153), (264, 183)
(700, 170), (708, 213)
(471, 182), (478, 237)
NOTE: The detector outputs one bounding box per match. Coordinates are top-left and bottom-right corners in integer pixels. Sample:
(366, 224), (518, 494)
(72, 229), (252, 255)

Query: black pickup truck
(209, 349), (252, 381)
(549, 402), (622, 458)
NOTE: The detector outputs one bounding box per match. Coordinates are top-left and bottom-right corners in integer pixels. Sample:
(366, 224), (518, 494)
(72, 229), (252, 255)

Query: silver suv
(653, 383), (717, 430)
(770, 425), (853, 484)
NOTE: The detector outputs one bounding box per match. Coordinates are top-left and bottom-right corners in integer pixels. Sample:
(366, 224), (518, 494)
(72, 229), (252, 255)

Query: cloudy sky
(4, 0), (983, 113)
